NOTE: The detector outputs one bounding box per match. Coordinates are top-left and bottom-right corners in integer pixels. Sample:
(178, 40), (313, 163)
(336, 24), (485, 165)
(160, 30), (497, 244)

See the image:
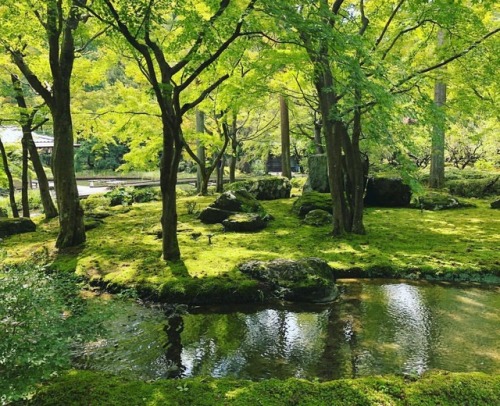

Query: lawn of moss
(1, 193), (499, 303)
(25, 370), (500, 406)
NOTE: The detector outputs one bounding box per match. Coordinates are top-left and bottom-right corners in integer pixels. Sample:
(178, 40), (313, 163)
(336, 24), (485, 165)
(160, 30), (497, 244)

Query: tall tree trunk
(195, 110), (208, 194)
(160, 122), (182, 261)
(21, 131), (30, 217)
(0, 139), (19, 218)
(315, 64), (348, 235)
(429, 30), (447, 189)
(280, 95), (292, 179)
(216, 156), (225, 193)
(11, 74), (58, 219)
(314, 118), (324, 154)
(51, 105), (85, 248)
(27, 137), (58, 219)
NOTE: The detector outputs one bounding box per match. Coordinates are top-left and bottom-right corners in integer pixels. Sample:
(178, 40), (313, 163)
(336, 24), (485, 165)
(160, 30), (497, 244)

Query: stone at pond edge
(222, 213), (268, 232)
(292, 192), (332, 218)
(364, 177), (412, 207)
(491, 199), (500, 209)
(304, 209), (333, 226)
(0, 217), (36, 238)
(238, 257), (338, 303)
(225, 176), (291, 200)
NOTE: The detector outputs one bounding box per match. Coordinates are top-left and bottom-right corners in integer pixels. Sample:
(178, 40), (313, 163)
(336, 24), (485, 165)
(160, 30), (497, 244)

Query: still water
(76, 280), (500, 380)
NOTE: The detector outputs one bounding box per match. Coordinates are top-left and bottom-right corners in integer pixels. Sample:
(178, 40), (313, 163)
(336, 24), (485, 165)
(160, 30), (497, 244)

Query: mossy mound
(304, 209), (333, 226)
(27, 370), (500, 406)
(0, 217), (36, 238)
(447, 175), (500, 198)
(291, 191), (332, 217)
(411, 191), (476, 211)
(225, 176), (291, 200)
(238, 257), (338, 303)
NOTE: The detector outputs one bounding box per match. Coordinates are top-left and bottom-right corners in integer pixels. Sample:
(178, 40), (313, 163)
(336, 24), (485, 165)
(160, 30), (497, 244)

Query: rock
(304, 154), (329, 193)
(199, 190), (266, 225)
(304, 209), (333, 226)
(0, 207), (8, 217)
(222, 213), (267, 232)
(412, 192), (475, 211)
(0, 217), (36, 238)
(364, 177), (412, 207)
(84, 218), (103, 231)
(239, 257), (338, 303)
(225, 176), (291, 200)
(198, 207), (233, 224)
(491, 199), (500, 209)
(292, 192), (332, 217)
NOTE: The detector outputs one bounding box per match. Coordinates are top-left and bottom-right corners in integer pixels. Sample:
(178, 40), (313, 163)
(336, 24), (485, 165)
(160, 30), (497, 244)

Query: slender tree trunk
(216, 156), (225, 193)
(11, 74), (58, 219)
(314, 118), (324, 154)
(21, 131), (30, 217)
(195, 110), (208, 194)
(229, 139), (237, 183)
(27, 137), (58, 219)
(0, 139), (19, 218)
(429, 30), (447, 189)
(280, 95), (292, 179)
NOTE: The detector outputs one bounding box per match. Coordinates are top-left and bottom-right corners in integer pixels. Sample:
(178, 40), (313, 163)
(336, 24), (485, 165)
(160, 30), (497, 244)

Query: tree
(280, 94), (292, 179)
(0, 135), (19, 218)
(10, 74), (58, 219)
(2, 0), (87, 247)
(85, 0), (258, 260)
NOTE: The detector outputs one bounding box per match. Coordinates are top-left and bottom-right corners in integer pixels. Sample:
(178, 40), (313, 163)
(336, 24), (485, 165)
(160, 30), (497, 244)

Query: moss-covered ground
(25, 370), (500, 406)
(1, 193), (499, 303)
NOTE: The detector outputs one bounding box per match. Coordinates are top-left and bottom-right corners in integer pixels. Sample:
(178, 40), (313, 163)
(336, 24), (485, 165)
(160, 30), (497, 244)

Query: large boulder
(222, 213), (268, 232)
(225, 176), (291, 200)
(239, 257), (338, 303)
(364, 177), (412, 207)
(304, 154), (329, 193)
(304, 209), (333, 226)
(199, 190), (269, 230)
(490, 199), (500, 209)
(412, 192), (475, 211)
(0, 217), (36, 238)
(292, 192), (332, 218)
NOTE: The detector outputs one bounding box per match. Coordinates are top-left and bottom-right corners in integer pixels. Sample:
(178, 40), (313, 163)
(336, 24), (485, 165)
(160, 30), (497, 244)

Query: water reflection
(76, 281), (500, 381)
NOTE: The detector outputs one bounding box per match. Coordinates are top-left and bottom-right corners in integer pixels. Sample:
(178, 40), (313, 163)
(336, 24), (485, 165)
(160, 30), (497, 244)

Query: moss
(2, 194), (499, 305)
(27, 370), (500, 406)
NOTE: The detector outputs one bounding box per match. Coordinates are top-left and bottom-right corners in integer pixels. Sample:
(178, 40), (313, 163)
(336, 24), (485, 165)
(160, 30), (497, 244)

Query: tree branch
(373, 0), (405, 49)
(181, 74), (230, 115)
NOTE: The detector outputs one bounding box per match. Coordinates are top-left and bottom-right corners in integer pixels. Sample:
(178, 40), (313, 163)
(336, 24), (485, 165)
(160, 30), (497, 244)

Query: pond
(75, 280), (500, 381)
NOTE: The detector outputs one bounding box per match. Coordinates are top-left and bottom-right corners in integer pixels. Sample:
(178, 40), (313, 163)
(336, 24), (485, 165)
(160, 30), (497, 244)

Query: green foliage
(105, 187), (160, 207)
(80, 193), (112, 213)
(0, 262), (102, 403)
(447, 176), (500, 198)
(27, 370), (500, 406)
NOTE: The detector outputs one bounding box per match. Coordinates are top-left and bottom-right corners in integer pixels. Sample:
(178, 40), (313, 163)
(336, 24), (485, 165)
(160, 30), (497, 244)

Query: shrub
(0, 262), (102, 403)
(106, 187), (134, 206)
(447, 176), (500, 198)
(80, 193), (112, 212)
(131, 187), (160, 203)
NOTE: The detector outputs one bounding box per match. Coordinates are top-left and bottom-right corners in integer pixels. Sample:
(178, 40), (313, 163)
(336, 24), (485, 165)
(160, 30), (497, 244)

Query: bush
(106, 187), (134, 206)
(447, 176), (500, 198)
(131, 187), (160, 203)
(80, 194), (112, 212)
(0, 262), (102, 403)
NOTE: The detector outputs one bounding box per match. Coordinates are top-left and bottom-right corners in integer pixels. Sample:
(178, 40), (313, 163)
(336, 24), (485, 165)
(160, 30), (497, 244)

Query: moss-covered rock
(412, 191), (476, 211)
(365, 177), (412, 207)
(225, 176), (291, 200)
(490, 199), (500, 209)
(292, 192), (332, 217)
(0, 217), (36, 238)
(304, 209), (333, 226)
(222, 213), (268, 232)
(238, 257), (338, 303)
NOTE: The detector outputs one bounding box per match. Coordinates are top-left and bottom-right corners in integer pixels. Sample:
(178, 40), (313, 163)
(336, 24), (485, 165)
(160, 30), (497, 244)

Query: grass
(25, 370), (500, 405)
(1, 193), (499, 303)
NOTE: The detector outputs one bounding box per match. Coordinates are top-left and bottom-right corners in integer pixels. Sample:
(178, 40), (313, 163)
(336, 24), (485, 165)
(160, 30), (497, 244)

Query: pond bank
(27, 370), (500, 406)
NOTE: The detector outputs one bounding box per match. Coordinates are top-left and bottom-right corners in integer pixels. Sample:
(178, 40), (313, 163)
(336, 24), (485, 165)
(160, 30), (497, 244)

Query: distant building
(0, 126), (55, 148)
